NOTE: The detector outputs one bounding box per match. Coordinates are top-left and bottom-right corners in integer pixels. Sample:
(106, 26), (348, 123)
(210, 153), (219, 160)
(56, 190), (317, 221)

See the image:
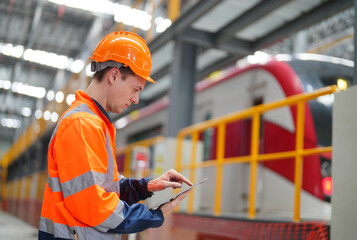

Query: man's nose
(130, 96), (139, 104)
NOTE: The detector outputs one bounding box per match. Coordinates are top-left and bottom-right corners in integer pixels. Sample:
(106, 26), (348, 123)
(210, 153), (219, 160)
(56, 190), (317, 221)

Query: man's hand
(159, 189), (192, 219)
(147, 169), (192, 192)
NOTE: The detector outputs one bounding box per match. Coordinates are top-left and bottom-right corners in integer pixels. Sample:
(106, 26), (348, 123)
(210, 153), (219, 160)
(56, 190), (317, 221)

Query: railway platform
(0, 210), (38, 240)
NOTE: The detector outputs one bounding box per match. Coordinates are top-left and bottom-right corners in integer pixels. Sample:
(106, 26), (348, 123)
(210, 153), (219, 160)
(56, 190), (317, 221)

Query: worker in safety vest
(39, 31), (192, 240)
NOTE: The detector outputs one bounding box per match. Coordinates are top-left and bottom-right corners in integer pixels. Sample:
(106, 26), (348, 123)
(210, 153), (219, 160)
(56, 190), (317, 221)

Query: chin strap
(91, 61), (124, 72)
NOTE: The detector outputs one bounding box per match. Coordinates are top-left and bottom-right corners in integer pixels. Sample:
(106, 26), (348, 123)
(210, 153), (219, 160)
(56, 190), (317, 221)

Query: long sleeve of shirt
(119, 177), (154, 205)
(108, 202), (164, 234)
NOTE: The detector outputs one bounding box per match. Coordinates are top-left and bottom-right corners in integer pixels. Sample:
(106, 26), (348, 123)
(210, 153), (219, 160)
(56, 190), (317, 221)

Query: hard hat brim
(145, 76), (156, 83)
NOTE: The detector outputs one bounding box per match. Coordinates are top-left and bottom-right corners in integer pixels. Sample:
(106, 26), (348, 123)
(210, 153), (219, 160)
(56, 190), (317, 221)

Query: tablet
(150, 178), (207, 210)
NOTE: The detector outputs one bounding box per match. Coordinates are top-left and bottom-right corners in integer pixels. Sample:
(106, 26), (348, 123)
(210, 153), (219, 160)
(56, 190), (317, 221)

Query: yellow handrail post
(248, 113), (261, 219)
(188, 132), (198, 214)
(146, 0), (155, 42)
(168, 0), (181, 21)
(176, 135), (183, 173)
(214, 122), (225, 216)
(294, 102), (305, 222)
(124, 150), (131, 178)
(0, 163), (8, 210)
(175, 134), (184, 212)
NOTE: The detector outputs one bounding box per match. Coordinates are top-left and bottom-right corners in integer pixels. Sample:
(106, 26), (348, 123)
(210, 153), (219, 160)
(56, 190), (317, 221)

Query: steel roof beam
(215, 0), (293, 44)
(253, 0), (353, 50)
(179, 28), (253, 55)
(148, 0), (223, 52)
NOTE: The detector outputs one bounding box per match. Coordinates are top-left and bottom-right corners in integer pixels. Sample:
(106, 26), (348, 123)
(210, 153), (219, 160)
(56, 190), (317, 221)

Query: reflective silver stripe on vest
(95, 199), (125, 232)
(39, 217), (73, 239)
(49, 169), (119, 198)
(61, 170), (106, 198)
(104, 130), (120, 194)
(47, 174), (61, 192)
(74, 225), (121, 240)
(40, 216), (122, 240)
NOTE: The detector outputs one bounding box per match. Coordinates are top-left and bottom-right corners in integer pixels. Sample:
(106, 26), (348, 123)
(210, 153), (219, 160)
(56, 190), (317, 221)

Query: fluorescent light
(51, 112), (59, 122)
(0, 43), (24, 58)
(48, 0), (152, 31)
(22, 107), (32, 117)
(0, 42), (83, 73)
(114, 4), (152, 31)
(55, 91), (64, 103)
(66, 94), (75, 106)
(24, 49), (69, 69)
(70, 59), (84, 73)
(11, 82), (46, 99)
(0, 79), (11, 90)
(48, 0), (114, 15)
(44, 110), (51, 121)
(155, 17), (171, 33)
(35, 110), (42, 119)
(47, 90), (55, 101)
(1, 117), (21, 129)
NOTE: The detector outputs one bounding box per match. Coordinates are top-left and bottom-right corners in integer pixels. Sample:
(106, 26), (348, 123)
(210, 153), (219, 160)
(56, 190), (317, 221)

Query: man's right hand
(159, 189), (192, 219)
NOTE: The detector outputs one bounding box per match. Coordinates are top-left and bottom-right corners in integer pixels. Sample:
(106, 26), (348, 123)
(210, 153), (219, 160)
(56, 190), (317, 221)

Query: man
(39, 31), (192, 240)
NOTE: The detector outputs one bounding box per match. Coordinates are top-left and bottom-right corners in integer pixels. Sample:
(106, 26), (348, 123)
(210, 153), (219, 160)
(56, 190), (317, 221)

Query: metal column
(166, 40), (197, 137)
(354, 0), (357, 85)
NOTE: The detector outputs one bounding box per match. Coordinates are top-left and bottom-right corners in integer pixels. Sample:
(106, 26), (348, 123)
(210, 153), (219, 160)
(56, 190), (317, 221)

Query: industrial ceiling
(0, 0), (354, 152)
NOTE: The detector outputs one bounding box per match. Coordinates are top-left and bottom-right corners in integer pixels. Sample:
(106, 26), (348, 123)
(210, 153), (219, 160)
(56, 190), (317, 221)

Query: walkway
(0, 210), (38, 240)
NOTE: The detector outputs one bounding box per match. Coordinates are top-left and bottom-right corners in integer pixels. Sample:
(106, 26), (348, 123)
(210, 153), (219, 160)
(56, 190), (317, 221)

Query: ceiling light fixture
(11, 82), (46, 99)
(0, 42), (84, 73)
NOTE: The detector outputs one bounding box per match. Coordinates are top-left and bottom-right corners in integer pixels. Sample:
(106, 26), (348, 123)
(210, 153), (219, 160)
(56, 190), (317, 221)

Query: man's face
(108, 73), (146, 114)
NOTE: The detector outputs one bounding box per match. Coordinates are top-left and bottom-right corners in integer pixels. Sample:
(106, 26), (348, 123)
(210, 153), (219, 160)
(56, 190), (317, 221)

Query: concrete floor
(0, 210), (38, 240)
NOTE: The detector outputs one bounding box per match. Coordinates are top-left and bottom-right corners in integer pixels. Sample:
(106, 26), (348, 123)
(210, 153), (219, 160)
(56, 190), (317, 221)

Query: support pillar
(331, 86), (357, 239)
(353, 0), (357, 85)
(166, 40), (197, 137)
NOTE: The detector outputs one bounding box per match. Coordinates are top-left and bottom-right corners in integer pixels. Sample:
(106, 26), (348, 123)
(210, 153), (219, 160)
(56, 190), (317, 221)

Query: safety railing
(175, 86), (338, 222)
(116, 135), (164, 178)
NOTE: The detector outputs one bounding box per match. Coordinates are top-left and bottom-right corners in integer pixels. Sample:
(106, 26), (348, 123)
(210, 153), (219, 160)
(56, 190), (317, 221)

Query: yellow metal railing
(116, 136), (164, 178)
(175, 86), (338, 222)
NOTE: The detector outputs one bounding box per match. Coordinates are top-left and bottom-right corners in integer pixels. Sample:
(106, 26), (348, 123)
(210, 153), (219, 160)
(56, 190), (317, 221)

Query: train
(115, 53), (352, 220)
(0, 54), (352, 238)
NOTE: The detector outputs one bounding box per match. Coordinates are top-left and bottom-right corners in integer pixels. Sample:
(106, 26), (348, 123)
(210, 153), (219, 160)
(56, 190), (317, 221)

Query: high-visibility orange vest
(39, 90), (124, 239)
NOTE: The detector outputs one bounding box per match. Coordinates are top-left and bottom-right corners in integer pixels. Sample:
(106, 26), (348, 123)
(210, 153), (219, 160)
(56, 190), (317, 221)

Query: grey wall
(331, 85), (357, 239)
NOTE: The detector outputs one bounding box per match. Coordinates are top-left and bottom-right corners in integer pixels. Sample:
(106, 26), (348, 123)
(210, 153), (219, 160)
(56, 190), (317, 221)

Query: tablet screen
(150, 178), (207, 210)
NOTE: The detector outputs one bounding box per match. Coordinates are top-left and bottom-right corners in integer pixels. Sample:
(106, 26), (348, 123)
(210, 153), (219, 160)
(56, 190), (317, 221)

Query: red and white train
(115, 53), (353, 221)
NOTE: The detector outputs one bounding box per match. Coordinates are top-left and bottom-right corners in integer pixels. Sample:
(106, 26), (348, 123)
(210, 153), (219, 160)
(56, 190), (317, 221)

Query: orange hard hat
(89, 31), (156, 83)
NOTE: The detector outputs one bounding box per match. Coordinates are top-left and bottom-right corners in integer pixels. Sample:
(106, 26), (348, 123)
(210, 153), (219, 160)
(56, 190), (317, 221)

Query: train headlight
(322, 177), (333, 196)
(337, 78), (348, 90)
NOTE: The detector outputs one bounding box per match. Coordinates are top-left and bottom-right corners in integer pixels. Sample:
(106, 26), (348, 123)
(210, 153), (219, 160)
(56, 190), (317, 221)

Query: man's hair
(93, 65), (135, 82)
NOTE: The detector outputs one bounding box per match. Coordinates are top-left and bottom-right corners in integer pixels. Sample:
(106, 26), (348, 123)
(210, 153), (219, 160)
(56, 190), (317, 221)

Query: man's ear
(108, 68), (120, 84)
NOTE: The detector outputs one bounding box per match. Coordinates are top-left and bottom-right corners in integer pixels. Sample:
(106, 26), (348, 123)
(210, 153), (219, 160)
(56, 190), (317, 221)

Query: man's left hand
(147, 169), (192, 192)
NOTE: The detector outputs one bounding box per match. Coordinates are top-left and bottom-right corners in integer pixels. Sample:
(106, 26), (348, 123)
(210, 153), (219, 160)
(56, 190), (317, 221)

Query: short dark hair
(93, 65), (135, 82)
